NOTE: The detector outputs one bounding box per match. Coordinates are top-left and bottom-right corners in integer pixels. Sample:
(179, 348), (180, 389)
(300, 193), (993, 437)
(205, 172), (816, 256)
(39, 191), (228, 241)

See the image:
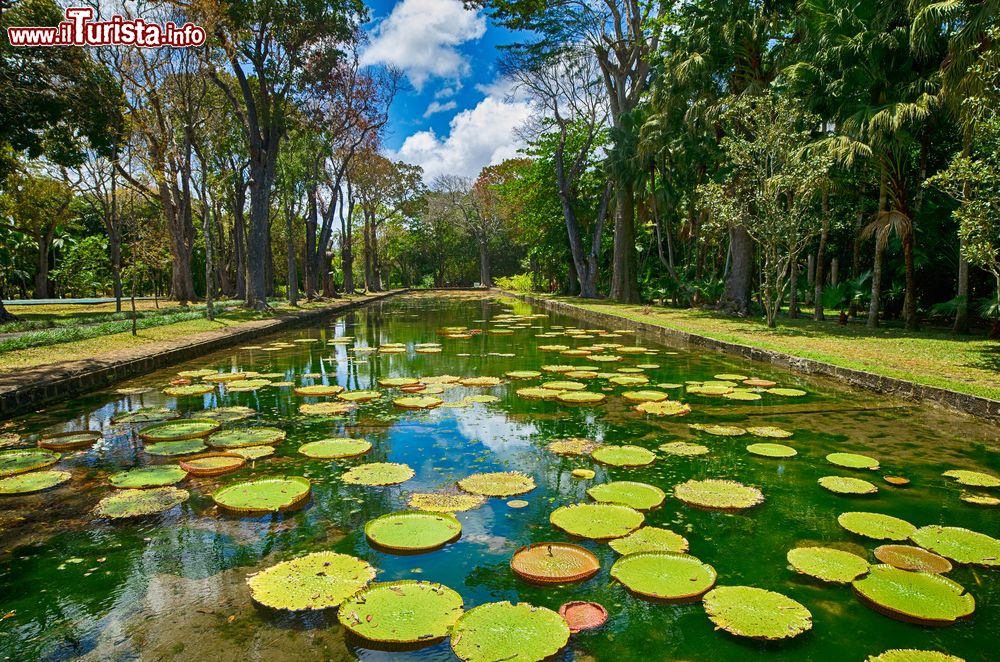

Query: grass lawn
(538, 296), (1000, 401)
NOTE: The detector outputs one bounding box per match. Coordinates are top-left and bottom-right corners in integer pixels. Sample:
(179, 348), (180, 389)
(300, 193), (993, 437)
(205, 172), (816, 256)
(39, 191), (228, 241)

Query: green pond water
(0, 291), (996, 661)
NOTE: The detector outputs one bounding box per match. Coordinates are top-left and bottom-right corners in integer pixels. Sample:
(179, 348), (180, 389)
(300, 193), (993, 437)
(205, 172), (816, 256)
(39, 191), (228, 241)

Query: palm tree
(861, 208), (912, 328)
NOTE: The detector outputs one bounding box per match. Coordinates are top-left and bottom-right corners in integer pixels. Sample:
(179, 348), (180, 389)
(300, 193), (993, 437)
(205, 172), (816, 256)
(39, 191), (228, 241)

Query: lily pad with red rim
(873, 545), (952, 574)
(0, 449), (60, 477)
(510, 542), (599, 583)
(558, 601), (608, 633)
(0, 470), (72, 495)
(37, 431), (101, 451)
(178, 453), (245, 477)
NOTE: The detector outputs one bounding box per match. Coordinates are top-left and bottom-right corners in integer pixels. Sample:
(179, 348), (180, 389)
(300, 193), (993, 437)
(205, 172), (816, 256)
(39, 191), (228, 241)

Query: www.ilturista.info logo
(6, 7), (206, 47)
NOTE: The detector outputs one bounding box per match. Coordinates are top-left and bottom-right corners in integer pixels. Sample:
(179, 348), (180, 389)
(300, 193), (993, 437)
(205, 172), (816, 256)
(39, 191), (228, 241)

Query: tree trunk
(953, 238), (970, 333)
(479, 239), (491, 287)
(285, 203), (298, 306)
(233, 180), (247, 301)
(788, 257), (799, 319)
(0, 290), (18, 323)
(814, 186), (829, 321)
(110, 162), (122, 313)
(609, 184), (640, 303)
(201, 187), (215, 322)
(868, 243), (883, 329)
(902, 229), (918, 330)
(246, 160), (273, 310)
(33, 227), (54, 298)
(719, 224), (752, 314)
(304, 185), (317, 299)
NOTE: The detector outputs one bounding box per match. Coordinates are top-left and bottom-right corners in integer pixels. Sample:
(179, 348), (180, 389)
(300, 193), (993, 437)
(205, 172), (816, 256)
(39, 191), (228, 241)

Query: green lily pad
(177, 369), (217, 378)
(337, 390), (382, 402)
(942, 469), (1000, 488)
(838, 512), (916, 540)
(550, 502), (644, 539)
(766, 388), (807, 397)
(298, 438), (372, 459)
(162, 384), (215, 397)
(339, 581), (464, 644)
(545, 437), (600, 456)
(827, 452), (880, 470)
(688, 385), (733, 396)
(144, 440), (207, 456)
(909, 525), (1000, 567)
(852, 564), (975, 625)
(451, 601), (569, 662)
(293, 384), (344, 396)
(341, 462), (415, 486)
(213, 477), (311, 514)
(608, 526), (689, 555)
(460, 376), (502, 387)
(379, 377), (420, 387)
(200, 406), (256, 422)
(591, 445), (656, 467)
(114, 387), (153, 395)
(867, 651), (964, 662)
(723, 391), (762, 401)
(541, 364), (576, 373)
(465, 394), (500, 404)
(231, 446), (275, 460)
(516, 387), (564, 400)
(208, 427), (286, 449)
(510, 542), (599, 583)
(247, 551), (375, 611)
(960, 493), (1000, 506)
(703, 586), (812, 640)
(611, 552), (717, 600)
(179, 453), (246, 477)
(458, 471), (535, 497)
(747, 443), (797, 458)
(37, 431), (101, 451)
(621, 390), (669, 403)
(571, 468), (596, 479)
(715, 373), (748, 381)
(299, 402), (356, 416)
(689, 423), (746, 436)
(408, 492), (486, 512)
(95, 486), (189, 519)
(0, 449), (60, 477)
(542, 380), (586, 391)
(674, 479), (764, 511)
(138, 419), (221, 442)
(109, 466), (188, 489)
(0, 470), (72, 495)
(588, 481), (665, 511)
(787, 546), (870, 583)
(394, 395), (444, 409)
(609, 375), (649, 386)
(556, 391), (606, 404)
(819, 476), (879, 495)
(112, 408), (179, 424)
(505, 370), (542, 379)
(746, 426), (793, 439)
(365, 511), (462, 551)
(873, 545), (953, 574)
(658, 441), (709, 456)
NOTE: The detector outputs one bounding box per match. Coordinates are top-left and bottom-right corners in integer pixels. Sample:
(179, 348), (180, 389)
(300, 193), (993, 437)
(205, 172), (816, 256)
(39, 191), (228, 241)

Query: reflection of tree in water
(463, 559), (521, 598)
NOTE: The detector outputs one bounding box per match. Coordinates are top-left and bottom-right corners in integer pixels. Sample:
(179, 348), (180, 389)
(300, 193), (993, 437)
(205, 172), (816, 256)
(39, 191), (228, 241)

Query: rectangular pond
(0, 291), (996, 661)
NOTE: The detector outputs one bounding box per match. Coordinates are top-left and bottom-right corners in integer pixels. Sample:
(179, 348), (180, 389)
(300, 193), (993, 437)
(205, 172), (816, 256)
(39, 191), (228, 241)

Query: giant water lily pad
(545, 437), (600, 456)
(298, 438), (371, 459)
(450, 601), (569, 662)
(378, 377), (420, 387)
(868, 651), (964, 662)
(365, 511), (461, 551)
(609, 526), (689, 555)
(658, 441), (708, 456)
(37, 431), (101, 451)
(827, 452), (880, 470)
(144, 439), (207, 456)
(505, 370), (541, 379)
(675, 479), (763, 511)
(460, 377), (502, 387)
(112, 408), (179, 424)
(179, 453), (245, 477)
(873, 545), (953, 574)
(95, 486), (189, 519)
(542, 380), (586, 391)
(337, 390), (382, 402)
(208, 427), (286, 449)
(177, 369), (217, 378)
(703, 586), (812, 640)
(510, 542), (599, 583)
(458, 471), (535, 497)
(201, 406), (256, 422)
(109, 466), (187, 489)
(609, 375), (649, 386)
(231, 446), (275, 460)
(393, 395), (444, 409)
(787, 546), (869, 583)
(591, 445), (656, 467)
(819, 476), (879, 495)
(247, 551), (376, 611)
(766, 388), (807, 397)
(0, 449), (60, 477)
(299, 402), (356, 416)
(689, 423), (745, 437)
(611, 552), (717, 601)
(139, 419), (221, 442)
(408, 492), (485, 512)
(556, 391), (606, 404)
(747, 443), (797, 458)
(852, 565), (975, 625)
(293, 384), (344, 396)
(746, 426), (793, 438)
(961, 493), (999, 506)
(341, 462), (414, 486)
(339, 581), (464, 644)
(838, 512), (916, 541)
(550, 502), (644, 539)
(0, 470), (71, 495)
(588, 481), (665, 511)
(910, 525), (1000, 567)
(516, 387), (564, 400)
(163, 384), (215, 397)
(942, 469), (1000, 488)
(213, 477), (311, 514)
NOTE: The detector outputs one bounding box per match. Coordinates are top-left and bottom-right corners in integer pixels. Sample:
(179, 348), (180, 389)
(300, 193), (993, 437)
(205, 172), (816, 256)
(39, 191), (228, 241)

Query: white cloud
(361, 0), (486, 92)
(423, 100), (457, 118)
(434, 86), (459, 99)
(392, 90), (533, 180)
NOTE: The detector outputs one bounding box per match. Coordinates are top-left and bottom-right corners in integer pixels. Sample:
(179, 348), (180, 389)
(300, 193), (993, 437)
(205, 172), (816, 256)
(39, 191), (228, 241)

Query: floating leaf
(715, 373), (748, 381)
(702, 586), (812, 640)
(591, 445), (656, 467)
(873, 545), (952, 574)
(505, 370), (541, 379)
(95, 486), (189, 519)
(247, 552), (375, 611)
(299, 402), (356, 416)
(852, 565), (975, 625)
(115, 387), (153, 395)
(909, 525), (1000, 567)
(838, 512), (916, 541)
(112, 408), (179, 424)
(609, 375), (649, 386)
(674, 479), (763, 511)
(451, 601), (569, 662)
(571, 469), (595, 479)
(337, 390), (382, 402)
(510, 542), (599, 583)
(178, 453), (245, 477)
(723, 391), (762, 401)
(556, 391), (606, 404)
(621, 390), (669, 403)
(883, 475), (910, 486)
(542, 380), (586, 391)
(960, 493), (999, 506)
(546, 438), (600, 456)
(408, 492), (485, 512)
(743, 378), (777, 387)
(109, 466), (187, 489)
(231, 446), (275, 460)
(540, 364), (577, 373)
(611, 552), (716, 600)
(787, 546), (869, 583)
(766, 388), (807, 397)
(689, 423), (745, 437)
(37, 431), (101, 451)
(208, 427), (286, 449)
(298, 438), (371, 459)
(144, 440), (207, 456)
(176, 369), (218, 379)
(867, 650), (964, 662)
(293, 384), (344, 396)
(394, 395), (444, 409)
(746, 426), (792, 439)
(213, 477), (311, 514)
(0, 470), (71, 495)
(378, 377), (420, 387)
(549, 502), (644, 539)
(588, 481), (665, 510)
(516, 387), (564, 400)
(339, 580), (464, 644)
(458, 471), (535, 497)
(942, 469), (1000, 488)
(747, 443), (797, 458)
(658, 441), (708, 456)
(827, 452), (880, 470)
(139, 419), (221, 442)
(609, 526), (689, 555)
(342, 462), (415, 486)
(538, 344), (569, 352)
(163, 384), (215, 397)
(0, 449), (59, 477)
(819, 476), (879, 495)
(460, 377), (501, 387)
(200, 406), (256, 422)
(365, 511), (462, 551)
(558, 601), (608, 633)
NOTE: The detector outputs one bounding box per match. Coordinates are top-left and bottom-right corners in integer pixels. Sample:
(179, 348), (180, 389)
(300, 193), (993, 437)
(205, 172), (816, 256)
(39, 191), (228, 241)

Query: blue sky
(361, 0), (534, 180)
